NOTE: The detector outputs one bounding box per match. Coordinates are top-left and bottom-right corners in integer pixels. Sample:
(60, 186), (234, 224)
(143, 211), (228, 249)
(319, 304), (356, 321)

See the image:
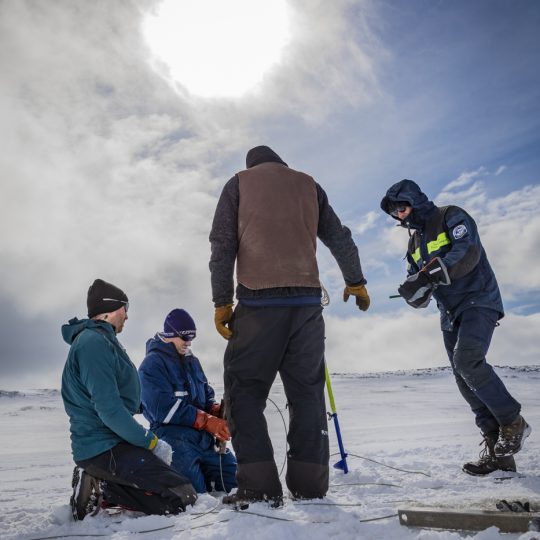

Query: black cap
(87, 279), (128, 318)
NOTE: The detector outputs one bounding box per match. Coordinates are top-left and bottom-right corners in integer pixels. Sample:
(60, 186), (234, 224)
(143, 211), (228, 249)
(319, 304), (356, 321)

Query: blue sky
(1, 0), (539, 387)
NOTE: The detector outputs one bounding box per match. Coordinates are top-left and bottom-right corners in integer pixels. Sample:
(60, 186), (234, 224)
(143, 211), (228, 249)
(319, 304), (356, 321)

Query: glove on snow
(152, 439), (174, 465)
(214, 304), (233, 340)
(193, 410), (231, 442)
(343, 284), (370, 311)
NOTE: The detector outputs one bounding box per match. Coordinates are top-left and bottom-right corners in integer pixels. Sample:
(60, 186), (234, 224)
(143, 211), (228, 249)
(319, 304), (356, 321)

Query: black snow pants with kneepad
(77, 442), (197, 514)
(224, 304), (329, 500)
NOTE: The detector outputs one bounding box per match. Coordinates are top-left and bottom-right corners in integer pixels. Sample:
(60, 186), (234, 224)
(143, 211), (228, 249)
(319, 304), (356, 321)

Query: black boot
(70, 466), (102, 520)
(222, 488), (283, 509)
(462, 434), (516, 476)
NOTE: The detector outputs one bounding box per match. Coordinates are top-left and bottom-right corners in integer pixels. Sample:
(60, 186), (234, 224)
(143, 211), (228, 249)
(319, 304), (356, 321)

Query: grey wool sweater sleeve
(209, 175), (239, 306)
(315, 182), (365, 286)
(209, 176), (365, 306)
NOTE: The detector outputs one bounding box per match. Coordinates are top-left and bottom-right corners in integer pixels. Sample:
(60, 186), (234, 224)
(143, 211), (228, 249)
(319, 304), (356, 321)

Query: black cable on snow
(24, 500), (400, 540)
(330, 481), (402, 488)
(331, 452), (431, 477)
(235, 508), (398, 524)
(267, 396), (288, 476)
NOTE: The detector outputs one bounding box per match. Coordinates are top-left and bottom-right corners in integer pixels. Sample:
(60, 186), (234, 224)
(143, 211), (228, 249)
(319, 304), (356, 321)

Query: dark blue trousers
(442, 307), (521, 435)
(167, 437), (237, 494)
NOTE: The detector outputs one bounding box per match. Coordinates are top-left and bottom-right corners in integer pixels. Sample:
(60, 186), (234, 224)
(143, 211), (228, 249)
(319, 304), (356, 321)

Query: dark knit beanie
(87, 279), (129, 318)
(245, 145), (287, 168)
(160, 309), (197, 339)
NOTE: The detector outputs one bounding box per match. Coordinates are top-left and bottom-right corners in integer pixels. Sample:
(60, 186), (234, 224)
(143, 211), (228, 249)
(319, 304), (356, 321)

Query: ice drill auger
(325, 360), (349, 474)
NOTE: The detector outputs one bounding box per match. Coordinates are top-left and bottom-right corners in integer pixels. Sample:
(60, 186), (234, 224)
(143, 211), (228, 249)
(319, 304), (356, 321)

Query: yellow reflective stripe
(427, 232), (451, 254)
(411, 232), (450, 264)
(148, 434), (158, 450)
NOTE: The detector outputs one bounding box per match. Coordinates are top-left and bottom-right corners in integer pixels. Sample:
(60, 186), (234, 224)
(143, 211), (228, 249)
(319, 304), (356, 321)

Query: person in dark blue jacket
(381, 180), (531, 476)
(139, 308), (237, 494)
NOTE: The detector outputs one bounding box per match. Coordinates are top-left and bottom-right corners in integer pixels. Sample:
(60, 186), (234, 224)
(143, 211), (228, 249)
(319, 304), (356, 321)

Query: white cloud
(352, 210), (380, 235)
(441, 167), (485, 191)
(143, 0), (384, 124)
(435, 180), (488, 210)
(323, 310), (540, 374)
(234, 0), (384, 124)
(0, 0), (385, 319)
(434, 171), (540, 297)
(0, 0), (389, 385)
(480, 184), (540, 296)
(435, 166), (489, 209)
(325, 310), (443, 373)
(429, 168), (540, 299)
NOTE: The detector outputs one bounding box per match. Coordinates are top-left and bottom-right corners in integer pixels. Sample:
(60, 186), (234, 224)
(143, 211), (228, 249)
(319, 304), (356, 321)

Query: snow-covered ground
(1, 366), (539, 540)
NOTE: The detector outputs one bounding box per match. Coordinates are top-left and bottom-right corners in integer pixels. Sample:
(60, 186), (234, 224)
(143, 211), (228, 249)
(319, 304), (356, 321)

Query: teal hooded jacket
(61, 318), (156, 461)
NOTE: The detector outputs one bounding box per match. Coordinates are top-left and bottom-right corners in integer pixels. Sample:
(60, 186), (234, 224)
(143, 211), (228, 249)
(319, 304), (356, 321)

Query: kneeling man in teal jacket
(61, 279), (197, 520)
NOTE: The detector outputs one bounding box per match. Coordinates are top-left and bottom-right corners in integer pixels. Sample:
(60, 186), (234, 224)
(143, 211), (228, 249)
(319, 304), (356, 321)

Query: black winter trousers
(224, 304), (329, 500)
(77, 443), (196, 515)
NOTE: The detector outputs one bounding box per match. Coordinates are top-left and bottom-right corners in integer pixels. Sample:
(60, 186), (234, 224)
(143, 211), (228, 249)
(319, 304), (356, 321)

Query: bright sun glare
(143, 0), (291, 99)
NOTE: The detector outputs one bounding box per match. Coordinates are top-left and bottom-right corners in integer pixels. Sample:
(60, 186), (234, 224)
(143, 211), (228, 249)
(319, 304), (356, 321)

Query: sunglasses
(390, 205), (409, 217)
(102, 298), (129, 313)
(177, 332), (196, 342)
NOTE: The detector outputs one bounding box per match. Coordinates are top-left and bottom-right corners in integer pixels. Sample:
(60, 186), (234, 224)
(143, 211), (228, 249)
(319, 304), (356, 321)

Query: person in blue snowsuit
(381, 180), (531, 476)
(139, 308), (237, 493)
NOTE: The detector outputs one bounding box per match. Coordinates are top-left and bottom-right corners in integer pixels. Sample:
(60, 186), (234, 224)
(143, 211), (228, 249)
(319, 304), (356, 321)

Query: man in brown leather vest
(209, 145), (370, 507)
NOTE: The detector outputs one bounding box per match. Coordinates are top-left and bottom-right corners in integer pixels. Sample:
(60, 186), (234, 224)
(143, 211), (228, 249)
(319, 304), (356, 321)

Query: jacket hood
(61, 317), (115, 345)
(245, 145), (288, 168)
(380, 179), (436, 228)
(145, 335), (182, 359)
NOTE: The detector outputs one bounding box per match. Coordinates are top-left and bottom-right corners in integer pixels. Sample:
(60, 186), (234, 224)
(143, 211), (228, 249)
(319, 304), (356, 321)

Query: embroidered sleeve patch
(452, 224), (468, 240)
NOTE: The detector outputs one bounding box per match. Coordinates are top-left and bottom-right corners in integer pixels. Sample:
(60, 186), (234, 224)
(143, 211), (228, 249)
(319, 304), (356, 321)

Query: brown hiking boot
(494, 415), (531, 457)
(463, 435), (516, 476)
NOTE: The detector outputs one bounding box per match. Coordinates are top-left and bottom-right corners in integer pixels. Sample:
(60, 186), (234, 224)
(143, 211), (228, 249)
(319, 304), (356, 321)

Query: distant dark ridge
(0, 389), (60, 398)
(0, 390), (26, 398)
(332, 364), (540, 379)
(34, 389), (60, 396)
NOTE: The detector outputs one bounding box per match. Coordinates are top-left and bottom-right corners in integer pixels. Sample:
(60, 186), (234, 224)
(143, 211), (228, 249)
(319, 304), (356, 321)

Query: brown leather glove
(193, 410), (231, 441)
(214, 304), (233, 340)
(343, 284), (370, 311)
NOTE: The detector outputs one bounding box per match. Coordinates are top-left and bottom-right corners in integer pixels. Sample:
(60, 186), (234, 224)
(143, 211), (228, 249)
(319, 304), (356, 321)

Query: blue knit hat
(160, 309), (197, 340)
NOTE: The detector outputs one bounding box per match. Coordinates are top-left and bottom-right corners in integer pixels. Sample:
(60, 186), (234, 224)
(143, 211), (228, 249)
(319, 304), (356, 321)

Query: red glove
(193, 410), (230, 442)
